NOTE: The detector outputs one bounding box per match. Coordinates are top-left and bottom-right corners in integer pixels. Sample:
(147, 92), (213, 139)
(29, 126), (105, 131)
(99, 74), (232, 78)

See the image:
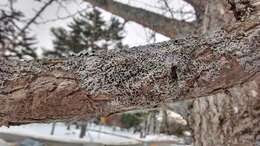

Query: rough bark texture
(189, 1), (260, 146)
(83, 0), (237, 37)
(0, 1), (260, 146)
(191, 74), (260, 146)
(190, 1), (260, 145)
(0, 19), (259, 124)
(185, 0), (207, 21)
(201, 0), (235, 33)
(84, 0), (198, 38)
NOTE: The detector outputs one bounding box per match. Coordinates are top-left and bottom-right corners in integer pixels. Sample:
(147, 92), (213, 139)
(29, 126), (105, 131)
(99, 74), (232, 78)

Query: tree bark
(83, 0), (237, 36)
(0, 1), (259, 146)
(188, 1), (260, 145)
(184, 0), (207, 21)
(84, 0), (198, 38)
(191, 77), (260, 146)
(0, 19), (259, 124)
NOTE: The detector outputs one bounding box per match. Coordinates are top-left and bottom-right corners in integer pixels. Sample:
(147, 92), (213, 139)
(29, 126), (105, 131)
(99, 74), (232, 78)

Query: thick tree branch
(84, 0), (198, 38)
(184, 0), (207, 21)
(0, 18), (259, 126)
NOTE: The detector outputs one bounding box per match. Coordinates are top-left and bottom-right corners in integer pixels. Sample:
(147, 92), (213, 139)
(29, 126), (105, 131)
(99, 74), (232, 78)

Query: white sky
(0, 0), (194, 52)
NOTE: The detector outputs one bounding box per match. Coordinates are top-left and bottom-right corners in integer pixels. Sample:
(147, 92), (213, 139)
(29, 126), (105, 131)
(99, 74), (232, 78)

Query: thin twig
(35, 7), (88, 24)
(161, 0), (175, 19)
(18, 0), (56, 35)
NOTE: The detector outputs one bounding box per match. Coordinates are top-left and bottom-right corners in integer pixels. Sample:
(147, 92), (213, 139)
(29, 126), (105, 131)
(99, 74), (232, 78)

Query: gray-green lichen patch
(57, 27), (259, 110)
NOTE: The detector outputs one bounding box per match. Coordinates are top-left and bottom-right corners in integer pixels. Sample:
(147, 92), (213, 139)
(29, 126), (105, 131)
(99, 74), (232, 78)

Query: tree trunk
(146, 111), (158, 134)
(66, 122), (71, 130)
(189, 2), (260, 145)
(79, 123), (87, 138)
(190, 75), (260, 146)
(201, 0), (235, 33)
(160, 107), (170, 134)
(50, 122), (56, 135)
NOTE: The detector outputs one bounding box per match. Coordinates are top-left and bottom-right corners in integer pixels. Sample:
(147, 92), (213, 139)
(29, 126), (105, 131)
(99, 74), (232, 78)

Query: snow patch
(0, 123), (185, 145)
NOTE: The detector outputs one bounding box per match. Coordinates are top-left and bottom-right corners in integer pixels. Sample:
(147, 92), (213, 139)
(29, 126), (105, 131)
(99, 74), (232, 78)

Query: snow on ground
(0, 123), (185, 145)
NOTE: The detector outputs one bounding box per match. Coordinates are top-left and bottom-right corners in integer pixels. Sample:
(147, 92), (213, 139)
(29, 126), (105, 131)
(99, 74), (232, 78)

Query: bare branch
(19, 0), (56, 35)
(35, 7), (89, 24)
(84, 0), (198, 38)
(183, 0), (207, 21)
(160, 0), (175, 19)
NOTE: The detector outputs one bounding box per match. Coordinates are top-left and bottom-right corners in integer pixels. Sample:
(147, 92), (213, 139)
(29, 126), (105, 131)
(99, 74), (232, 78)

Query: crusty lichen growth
(0, 21), (259, 116)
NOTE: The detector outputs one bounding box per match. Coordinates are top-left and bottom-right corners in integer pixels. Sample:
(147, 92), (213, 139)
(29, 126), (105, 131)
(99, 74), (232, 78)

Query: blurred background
(0, 0), (196, 145)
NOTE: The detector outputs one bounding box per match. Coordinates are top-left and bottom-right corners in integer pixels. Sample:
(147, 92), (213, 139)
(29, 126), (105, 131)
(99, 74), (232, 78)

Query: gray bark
(201, 0), (234, 33)
(191, 79), (260, 146)
(184, 0), (207, 21)
(0, 18), (259, 122)
(0, 1), (259, 146)
(189, 1), (260, 145)
(83, 0), (238, 37)
(84, 0), (198, 38)
(189, 70), (260, 145)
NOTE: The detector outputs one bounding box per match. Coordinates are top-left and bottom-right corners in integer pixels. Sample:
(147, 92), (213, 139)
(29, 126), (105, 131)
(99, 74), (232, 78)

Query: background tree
(44, 8), (125, 58)
(0, 0), (37, 59)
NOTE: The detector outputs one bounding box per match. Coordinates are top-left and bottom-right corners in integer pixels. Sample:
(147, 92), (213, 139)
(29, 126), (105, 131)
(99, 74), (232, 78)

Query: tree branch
(184, 0), (207, 21)
(84, 0), (198, 38)
(0, 19), (259, 125)
(19, 0), (55, 35)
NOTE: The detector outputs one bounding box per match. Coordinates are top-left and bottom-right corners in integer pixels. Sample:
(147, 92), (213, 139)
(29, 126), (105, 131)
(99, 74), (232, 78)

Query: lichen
(0, 24), (259, 113)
